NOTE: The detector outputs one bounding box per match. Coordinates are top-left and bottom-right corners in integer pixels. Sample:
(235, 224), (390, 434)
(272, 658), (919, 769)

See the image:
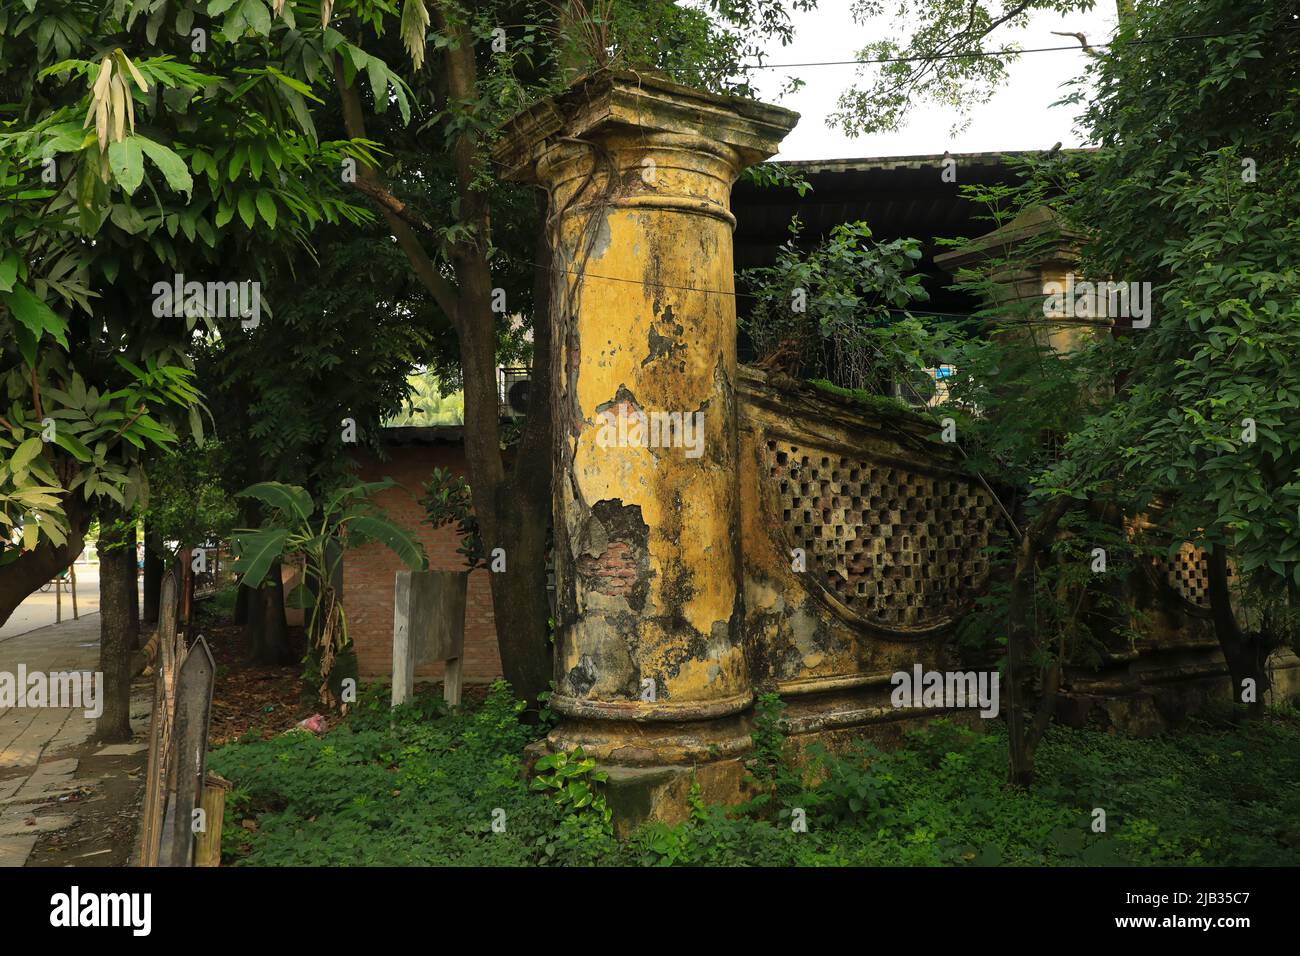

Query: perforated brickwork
(1159, 542), (1237, 609)
(764, 438), (995, 627)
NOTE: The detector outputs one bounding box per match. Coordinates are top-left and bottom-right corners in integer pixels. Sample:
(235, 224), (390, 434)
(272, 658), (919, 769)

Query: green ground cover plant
(209, 683), (1300, 867)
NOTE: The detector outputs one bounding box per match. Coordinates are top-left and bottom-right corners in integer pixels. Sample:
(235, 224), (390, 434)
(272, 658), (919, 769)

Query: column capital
(492, 69), (799, 184)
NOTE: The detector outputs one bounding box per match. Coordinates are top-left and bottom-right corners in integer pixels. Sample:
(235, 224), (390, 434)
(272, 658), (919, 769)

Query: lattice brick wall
(1159, 542), (1237, 609)
(763, 438), (995, 628)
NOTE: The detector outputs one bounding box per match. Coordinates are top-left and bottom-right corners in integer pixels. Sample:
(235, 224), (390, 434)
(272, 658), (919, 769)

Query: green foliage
(0, 0), (378, 558)
(384, 370), (465, 426)
(740, 162), (813, 196)
(211, 679), (1300, 866)
(635, 717), (1300, 867)
(193, 219), (441, 503)
(140, 438), (237, 553)
(828, 0), (1094, 137)
(209, 680), (626, 866)
(806, 379), (916, 419)
(746, 691), (789, 792)
(741, 218), (936, 394)
(231, 478), (426, 704)
(1045, 0), (1300, 604)
(530, 747), (612, 828)
(419, 466), (485, 569)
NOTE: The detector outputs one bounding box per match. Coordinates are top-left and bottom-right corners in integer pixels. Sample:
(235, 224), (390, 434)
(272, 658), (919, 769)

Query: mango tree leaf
(137, 137), (193, 195)
(237, 190), (255, 229)
(52, 430), (92, 462)
(109, 202), (146, 234)
(1, 283), (69, 349)
(255, 191), (277, 228)
(107, 136), (144, 193)
(0, 252), (18, 292)
(243, 0), (271, 36)
(10, 436), (43, 474)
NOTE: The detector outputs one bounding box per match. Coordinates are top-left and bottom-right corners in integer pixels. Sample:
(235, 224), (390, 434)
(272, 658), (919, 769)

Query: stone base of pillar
(522, 736), (753, 838)
(545, 712), (752, 766)
(600, 760), (753, 839)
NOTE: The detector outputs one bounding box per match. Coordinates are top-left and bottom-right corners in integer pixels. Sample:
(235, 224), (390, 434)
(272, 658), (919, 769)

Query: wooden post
(69, 563), (78, 620)
(55, 572), (61, 623)
(392, 572), (417, 707)
(163, 634), (214, 867)
(140, 572), (179, 867)
(179, 552), (193, 639)
(194, 773), (232, 867)
(444, 656), (463, 708)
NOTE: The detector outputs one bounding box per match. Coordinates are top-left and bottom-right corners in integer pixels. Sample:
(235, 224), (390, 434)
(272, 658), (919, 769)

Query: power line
(522, 259), (1228, 333)
(739, 26), (1291, 71)
(525, 255), (1027, 537)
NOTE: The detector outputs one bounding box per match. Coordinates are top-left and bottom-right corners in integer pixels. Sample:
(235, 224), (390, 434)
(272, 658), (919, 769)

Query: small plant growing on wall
(231, 479), (426, 708)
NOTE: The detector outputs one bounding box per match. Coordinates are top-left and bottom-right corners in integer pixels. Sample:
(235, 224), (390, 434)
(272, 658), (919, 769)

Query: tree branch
(331, 54), (461, 326)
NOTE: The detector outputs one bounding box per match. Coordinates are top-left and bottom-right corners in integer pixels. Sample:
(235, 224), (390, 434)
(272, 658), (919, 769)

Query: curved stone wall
(738, 366), (998, 705)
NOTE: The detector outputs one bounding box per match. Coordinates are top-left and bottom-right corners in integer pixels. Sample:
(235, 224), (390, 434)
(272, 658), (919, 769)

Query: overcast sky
(746, 0), (1120, 160)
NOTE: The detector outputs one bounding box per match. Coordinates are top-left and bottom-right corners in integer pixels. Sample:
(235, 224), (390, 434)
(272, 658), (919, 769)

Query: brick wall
(344, 434), (502, 684)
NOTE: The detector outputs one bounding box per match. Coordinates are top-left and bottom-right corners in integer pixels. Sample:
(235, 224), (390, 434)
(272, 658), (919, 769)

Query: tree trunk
(178, 546), (193, 639)
(0, 493), (90, 627)
(486, 486), (553, 709)
(96, 504), (138, 742)
(333, 38), (555, 708)
(234, 582), (250, 625)
(1206, 545), (1268, 720)
(1005, 497), (1071, 788)
(457, 214), (555, 709)
(142, 524), (163, 626)
(245, 559), (292, 665)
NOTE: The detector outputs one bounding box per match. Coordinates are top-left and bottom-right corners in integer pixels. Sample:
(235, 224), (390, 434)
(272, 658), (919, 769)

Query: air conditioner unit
(500, 366), (531, 420)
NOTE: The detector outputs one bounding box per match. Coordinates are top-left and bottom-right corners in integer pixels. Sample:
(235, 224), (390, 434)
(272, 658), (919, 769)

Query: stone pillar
(934, 206), (1112, 353)
(495, 73), (796, 800)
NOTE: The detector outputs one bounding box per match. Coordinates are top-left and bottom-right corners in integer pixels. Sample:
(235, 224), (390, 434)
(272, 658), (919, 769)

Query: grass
(207, 684), (1300, 867)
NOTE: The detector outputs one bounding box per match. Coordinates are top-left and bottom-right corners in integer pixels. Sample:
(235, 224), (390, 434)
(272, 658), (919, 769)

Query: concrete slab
(94, 743), (147, 756)
(0, 834), (37, 867)
(0, 809), (75, 837)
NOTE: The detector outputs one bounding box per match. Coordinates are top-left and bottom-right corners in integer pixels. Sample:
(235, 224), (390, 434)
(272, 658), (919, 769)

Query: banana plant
(231, 478), (426, 706)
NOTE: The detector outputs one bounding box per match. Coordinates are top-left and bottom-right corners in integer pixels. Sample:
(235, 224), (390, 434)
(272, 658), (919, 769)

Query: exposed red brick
(343, 443), (501, 683)
(575, 540), (638, 596)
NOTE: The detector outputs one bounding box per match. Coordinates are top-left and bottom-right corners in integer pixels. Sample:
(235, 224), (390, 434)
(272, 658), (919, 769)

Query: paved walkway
(0, 614), (149, 866)
(0, 565), (143, 641)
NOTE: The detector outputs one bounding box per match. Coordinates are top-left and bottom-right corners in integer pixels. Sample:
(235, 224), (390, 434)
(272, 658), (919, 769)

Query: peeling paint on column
(643, 305), (685, 370)
(494, 72), (797, 765)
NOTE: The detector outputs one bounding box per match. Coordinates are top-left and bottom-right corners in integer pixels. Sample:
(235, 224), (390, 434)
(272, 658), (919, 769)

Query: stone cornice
(493, 70), (799, 182)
